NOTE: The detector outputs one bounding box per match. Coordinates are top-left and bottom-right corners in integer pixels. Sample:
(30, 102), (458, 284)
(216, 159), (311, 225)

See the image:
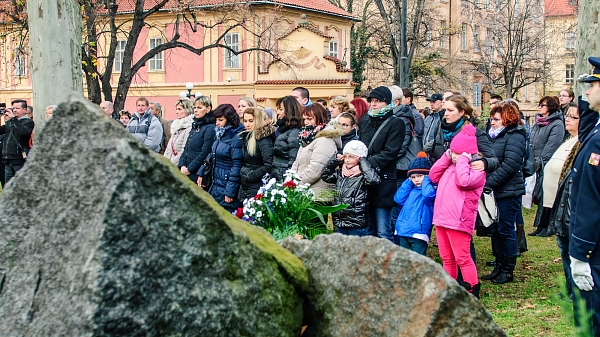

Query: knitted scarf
(298, 123), (326, 147)
(367, 103), (395, 117)
(215, 125), (232, 140)
(535, 114), (550, 127)
(488, 126), (505, 139)
(441, 118), (466, 142)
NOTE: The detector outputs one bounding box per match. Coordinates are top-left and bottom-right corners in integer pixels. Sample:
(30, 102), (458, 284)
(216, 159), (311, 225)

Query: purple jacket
(429, 154), (486, 236)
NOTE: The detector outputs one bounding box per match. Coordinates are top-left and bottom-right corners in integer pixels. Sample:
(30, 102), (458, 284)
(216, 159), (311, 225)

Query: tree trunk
(27, 0), (83, 125)
(575, 0), (600, 97)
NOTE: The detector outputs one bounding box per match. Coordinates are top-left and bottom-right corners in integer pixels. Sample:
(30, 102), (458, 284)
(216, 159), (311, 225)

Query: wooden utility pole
(27, 0), (82, 125)
(575, 0), (600, 97)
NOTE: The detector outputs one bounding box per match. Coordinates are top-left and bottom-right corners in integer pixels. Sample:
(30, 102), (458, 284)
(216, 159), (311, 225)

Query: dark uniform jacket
(239, 124), (276, 201)
(0, 115), (34, 164)
(485, 125), (527, 199)
(271, 125), (300, 181)
(179, 113), (216, 182)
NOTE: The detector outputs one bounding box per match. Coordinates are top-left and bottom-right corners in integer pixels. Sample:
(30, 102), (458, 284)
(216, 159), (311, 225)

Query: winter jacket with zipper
(485, 125), (527, 199)
(358, 111), (405, 208)
(291, 124), (343, 201)
(427, 121), (499, 173)
(423, 110), (443, 146)
(339, 128), (359, 155)
(409, 103), (425, 137)
(179, 113), (216, 182)
(199, 125), (244, 212)
(272, 125), (300, 180)
(321, 156), (380, 229)
(393, 176), (436, 243)
(164, 115), (192, 166)
(393, 104), (416, 167)
(0, 115), (34, 163)
(548, 170), (573, 237)
(126, 109), (164, 153)
(529, 111), (565, 165)
(239, 124), (276, 201)
(429, 154), (486, 236)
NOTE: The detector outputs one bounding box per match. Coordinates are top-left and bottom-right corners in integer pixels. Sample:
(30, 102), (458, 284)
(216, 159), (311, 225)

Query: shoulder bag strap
(368, 117), (393, 151)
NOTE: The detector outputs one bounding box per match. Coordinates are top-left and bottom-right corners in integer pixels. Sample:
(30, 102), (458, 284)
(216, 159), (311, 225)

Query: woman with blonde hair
(330, 96), (352, 121)
(239, 107), (276, 200)
(164, 98), (194, 166)
(237, 96), (257, 119)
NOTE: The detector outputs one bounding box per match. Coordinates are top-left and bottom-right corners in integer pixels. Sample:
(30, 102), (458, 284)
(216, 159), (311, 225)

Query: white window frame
(566, 32), (575, 50)
(114, 40), (126, 73)
(473, 25), (480, 52)
(425, 30), (432, 47)
(486, 0), (492, 9)
(473, 82), (482, 107)
(224, 33), (240, 69)
(329, 41), (338, 58)
(566, 64), (575, 84)
(461, 24), (468, 51)
(440, 21), (447, 49)
(486, 28), (493, 55)
(149, 38), (163, 71)
(524, 84), (529, 101)
(14, 50), (26, 77)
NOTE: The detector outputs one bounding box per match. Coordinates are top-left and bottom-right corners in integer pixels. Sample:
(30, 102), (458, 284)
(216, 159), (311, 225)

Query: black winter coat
(239, 124), (276, 201)
(271, 125), (300, 180)
(393, 104), (416, 164)
(338, 128), (359, 155)
(485, 125), (527, 199)
(179, 114), (216, 182)
(548, 171), (572, 237)
(322, 156), (381, 228)
(358, 111), (405, 207)
(0, 116), (34, 164)
(428, 121), (499, 173)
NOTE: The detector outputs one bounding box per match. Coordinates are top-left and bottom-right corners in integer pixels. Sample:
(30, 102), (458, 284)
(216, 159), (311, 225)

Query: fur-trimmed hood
(255, 123), (277, 140)
(171, 115), (193, 132)
(316, 123), (343, 149)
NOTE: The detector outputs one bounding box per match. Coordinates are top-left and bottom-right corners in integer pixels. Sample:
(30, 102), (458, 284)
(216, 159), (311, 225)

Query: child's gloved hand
(461, 152), (473, 160)
(445, 149), (452, 159)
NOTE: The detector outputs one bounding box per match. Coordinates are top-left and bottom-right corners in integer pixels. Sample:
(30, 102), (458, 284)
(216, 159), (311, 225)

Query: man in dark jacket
(0, 99), (34, 183)
(402, 88), (424, 137)
(357, 86), (405, 242)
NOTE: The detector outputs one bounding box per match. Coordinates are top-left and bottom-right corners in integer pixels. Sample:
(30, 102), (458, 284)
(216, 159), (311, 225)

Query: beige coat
(291, 125), (343, 201)
(164, 115), (193, 166)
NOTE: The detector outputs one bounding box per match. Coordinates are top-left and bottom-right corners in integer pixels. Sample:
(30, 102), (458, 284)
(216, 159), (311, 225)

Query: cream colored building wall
(544, 15), (577, 96)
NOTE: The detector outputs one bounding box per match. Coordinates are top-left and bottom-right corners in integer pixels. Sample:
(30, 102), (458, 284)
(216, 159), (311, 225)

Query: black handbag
(202, 154), (215, 189)
(532, 169), (544, 205)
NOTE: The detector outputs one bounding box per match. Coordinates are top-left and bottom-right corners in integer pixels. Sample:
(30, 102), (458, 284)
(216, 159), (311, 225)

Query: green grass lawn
(431, 206), (576, 336)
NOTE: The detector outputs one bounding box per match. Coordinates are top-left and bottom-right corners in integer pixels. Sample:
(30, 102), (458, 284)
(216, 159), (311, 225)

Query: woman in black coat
(271, 96), (303, 180)
(179, 96), (216, 188)
(239, 107), (276, 201)
(482, 102), (527, 285)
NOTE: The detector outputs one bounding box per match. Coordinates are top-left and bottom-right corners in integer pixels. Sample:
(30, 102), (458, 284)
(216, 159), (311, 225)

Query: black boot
(536, 227), (551, 237)
(528, 226), (543, 236)
(486, 260), (496, 267)
(482, 255), (502, 280)
(471, 283), (481, 299)
(492, 256), (516, 284)
(516, 224), (528, 253)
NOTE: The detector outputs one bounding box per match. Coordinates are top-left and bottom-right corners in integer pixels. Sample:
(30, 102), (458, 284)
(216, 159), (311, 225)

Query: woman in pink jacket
(429, 124), (486, 298)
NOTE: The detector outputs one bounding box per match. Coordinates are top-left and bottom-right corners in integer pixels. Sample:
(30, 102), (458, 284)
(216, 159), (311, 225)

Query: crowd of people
(2, 58), (600, 332)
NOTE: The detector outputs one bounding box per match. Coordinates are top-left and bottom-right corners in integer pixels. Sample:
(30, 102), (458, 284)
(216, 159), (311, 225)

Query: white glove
(571, 256), (594, 292)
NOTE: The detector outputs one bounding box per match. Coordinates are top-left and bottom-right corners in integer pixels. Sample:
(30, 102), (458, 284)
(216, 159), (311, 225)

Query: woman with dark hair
(271, 95), (303, 180)
(558, 89), (575, 115)
(426, 95), (498, 173)
(118, 110), (131, 126)
(179, 96), (215, 187)
(198, 104), (244, 212)
(338, 112), (359, 154)
(528, 96), (566, 236)
(350, 98), (369, 122)
(481, 102), (527, 284)
(239, 107), (275, 201)
(292, 103), (342, 200)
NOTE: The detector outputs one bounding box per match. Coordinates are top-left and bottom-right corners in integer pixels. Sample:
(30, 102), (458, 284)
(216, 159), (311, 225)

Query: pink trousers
(436, 226), (479, 288)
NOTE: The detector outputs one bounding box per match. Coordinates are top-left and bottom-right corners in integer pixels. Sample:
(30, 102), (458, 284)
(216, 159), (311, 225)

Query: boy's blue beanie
(407, 151), (431, 177)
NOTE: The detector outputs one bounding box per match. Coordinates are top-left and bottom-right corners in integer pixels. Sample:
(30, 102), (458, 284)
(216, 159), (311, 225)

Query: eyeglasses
(340, 123), (352, 128)
(566, 115), (579, 120)
(539, 104), (548, 108)
(490, 101), (500, 105)
(491, 118), (502, 122)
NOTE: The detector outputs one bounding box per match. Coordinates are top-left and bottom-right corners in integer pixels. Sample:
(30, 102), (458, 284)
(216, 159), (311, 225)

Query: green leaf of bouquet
(313, 204), (349, 214)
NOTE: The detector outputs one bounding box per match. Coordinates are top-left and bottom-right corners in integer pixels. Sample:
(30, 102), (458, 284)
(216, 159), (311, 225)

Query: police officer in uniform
(570, 56), (600, 335)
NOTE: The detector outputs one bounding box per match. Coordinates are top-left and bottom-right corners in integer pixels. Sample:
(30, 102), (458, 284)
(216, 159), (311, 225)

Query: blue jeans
(369, 207), (394, 242)
(557, 235), (573, 298)
(4, 163), (23, 183)
(336, 226), (369, 237)
(395, 236), (428, 255)
(494, 196), (520, 257)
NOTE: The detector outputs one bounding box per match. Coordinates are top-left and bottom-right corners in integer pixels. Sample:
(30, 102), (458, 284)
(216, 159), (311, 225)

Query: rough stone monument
(281, 234), (507, 337)
(0, 96), (307, 336)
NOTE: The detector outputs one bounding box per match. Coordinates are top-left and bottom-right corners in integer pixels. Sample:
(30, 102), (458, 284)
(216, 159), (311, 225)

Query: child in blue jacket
(393, 151), (436, 255)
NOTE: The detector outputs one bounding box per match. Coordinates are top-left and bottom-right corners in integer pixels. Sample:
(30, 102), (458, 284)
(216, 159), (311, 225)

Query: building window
(473, 25), (480, 52)
(114, 40), (126, 73)
(568, 0), (577, 6)
(523, 84), (529, 101)
(486, 0), (492, 9)
(440, 21), (447, 49)
(566, 64), (575, 83)
(425, 30), (432, 47)
(461, 24), (467, 51)
(14, 49), (26, 77)
(329, 41), (338, 58)
(515, 0), (520, 15)
(224, 33), (240, 69)
(473, 82), (482, 107)
(474, 0), (481, 8)
(486, 28), (493, 55)
(462, 0), (468, 6)
(149, 38), (163, 71)
(566, 32), (575, 50)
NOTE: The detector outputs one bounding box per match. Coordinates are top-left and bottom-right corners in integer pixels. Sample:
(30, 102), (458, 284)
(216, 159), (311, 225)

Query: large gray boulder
(280, 234), (507, 337)
(0, 96), (308, 337)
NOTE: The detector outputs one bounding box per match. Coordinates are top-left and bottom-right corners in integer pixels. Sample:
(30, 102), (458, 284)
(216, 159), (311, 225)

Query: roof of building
(255, 79), (355, 85)
(544, 0), (578, 17)
(112, 0), (357, 20)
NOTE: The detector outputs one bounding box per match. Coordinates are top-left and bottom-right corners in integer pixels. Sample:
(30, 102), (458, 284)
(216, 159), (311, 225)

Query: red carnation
(283, 180), (297, 188)
(254, 194), (263, 200)
(235, 208), (244, 219)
